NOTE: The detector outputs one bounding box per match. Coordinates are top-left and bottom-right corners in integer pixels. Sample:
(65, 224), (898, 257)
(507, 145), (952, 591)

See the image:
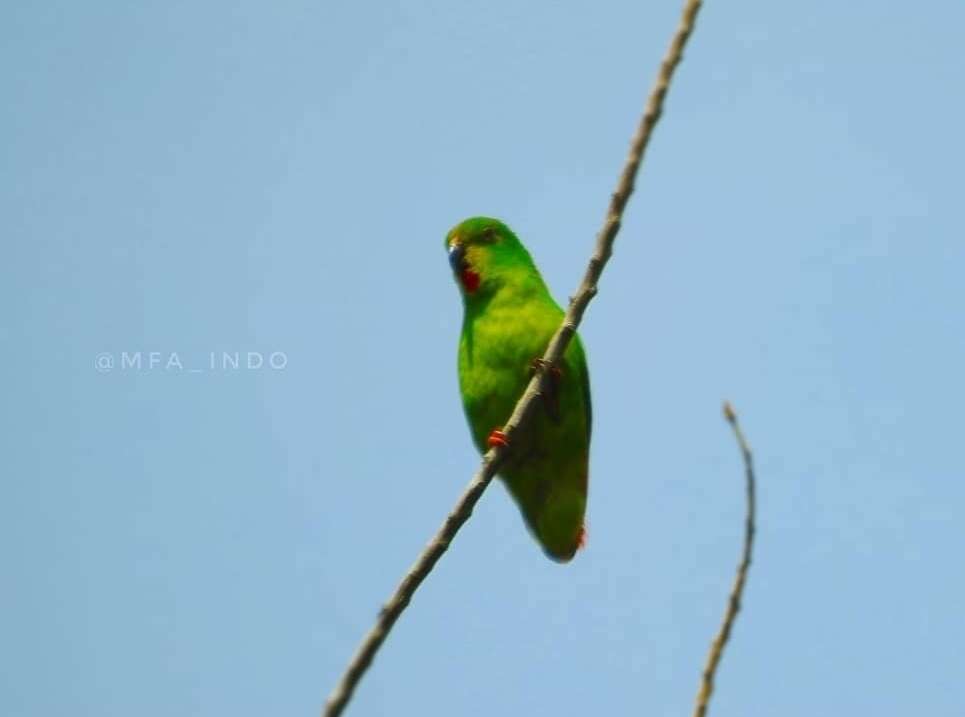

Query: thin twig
(323, 2), (704, 714)
(691, 402), (756, 717)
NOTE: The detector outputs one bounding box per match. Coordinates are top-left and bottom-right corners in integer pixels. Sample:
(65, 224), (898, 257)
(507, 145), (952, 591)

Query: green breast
(458, 296), (561, 451)
(456, 288), (592, 561)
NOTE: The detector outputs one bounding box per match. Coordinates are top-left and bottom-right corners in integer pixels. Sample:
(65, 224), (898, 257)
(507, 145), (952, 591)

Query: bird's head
(445, 217), (540, 301)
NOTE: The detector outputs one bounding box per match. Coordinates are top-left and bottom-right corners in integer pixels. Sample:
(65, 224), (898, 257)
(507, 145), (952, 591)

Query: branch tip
(722, 400), (736, 423)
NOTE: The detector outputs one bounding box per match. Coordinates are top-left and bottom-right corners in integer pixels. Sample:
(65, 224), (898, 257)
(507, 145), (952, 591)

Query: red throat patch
(460, 268), (480, 293)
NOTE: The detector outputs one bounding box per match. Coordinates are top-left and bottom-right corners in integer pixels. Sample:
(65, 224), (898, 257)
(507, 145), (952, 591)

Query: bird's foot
(487, 429), (510, 449)
(530, 358), (563, 421)
(576, 524), (588, 551)
(530, 357), (563, 380)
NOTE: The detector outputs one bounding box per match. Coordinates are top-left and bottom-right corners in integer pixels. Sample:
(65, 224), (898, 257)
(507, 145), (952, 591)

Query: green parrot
(445, 216), (592, 562)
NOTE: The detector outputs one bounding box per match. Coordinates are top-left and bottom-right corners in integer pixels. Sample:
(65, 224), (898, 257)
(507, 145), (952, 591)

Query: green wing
(565, 333), (592, 442)
(579, 346), (592, 442)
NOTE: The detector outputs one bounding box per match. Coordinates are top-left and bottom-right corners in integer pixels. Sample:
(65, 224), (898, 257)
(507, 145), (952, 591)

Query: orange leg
(487, 429), (509, 448)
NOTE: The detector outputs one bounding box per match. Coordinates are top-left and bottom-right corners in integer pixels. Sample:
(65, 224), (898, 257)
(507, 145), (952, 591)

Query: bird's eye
(480, 228), (498, 243)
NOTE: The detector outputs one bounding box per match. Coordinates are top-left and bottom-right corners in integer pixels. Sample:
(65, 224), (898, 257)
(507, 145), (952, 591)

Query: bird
(445, 216), (592, 562)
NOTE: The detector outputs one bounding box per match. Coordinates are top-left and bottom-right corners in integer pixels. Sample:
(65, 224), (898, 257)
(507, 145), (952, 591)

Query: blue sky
(3, 1), (964, 715)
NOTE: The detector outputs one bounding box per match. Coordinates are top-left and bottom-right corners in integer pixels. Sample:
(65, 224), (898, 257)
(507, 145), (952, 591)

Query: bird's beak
(448, 242), (466, 273)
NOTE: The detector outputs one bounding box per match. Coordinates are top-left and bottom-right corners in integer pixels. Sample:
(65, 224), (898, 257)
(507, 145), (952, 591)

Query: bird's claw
(530, 358), (563, 421)
(487, 429), (510, 449)
(530, 357), (563, 380)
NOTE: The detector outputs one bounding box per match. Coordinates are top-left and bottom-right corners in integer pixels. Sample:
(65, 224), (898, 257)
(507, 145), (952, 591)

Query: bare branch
(323, 2), (705, 714)
(691, 402), (756, 717)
